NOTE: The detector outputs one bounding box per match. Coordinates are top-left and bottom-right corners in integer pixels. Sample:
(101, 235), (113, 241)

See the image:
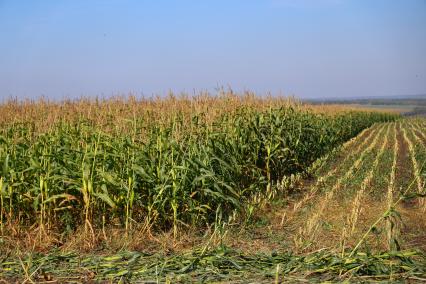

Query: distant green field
(349, 104), (417, 113)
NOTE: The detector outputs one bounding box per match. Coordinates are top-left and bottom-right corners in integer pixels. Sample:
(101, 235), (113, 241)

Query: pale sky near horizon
(0, 0), (425, 100)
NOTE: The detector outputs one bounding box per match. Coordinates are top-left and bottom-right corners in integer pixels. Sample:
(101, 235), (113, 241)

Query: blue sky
(0, 0), (425, 100)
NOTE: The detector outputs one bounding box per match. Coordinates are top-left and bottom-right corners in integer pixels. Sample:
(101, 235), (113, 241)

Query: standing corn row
(0, 105), (398, 236)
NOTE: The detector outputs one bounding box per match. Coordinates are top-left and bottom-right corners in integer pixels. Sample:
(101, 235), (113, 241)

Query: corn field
(0, 96), (397, 236)
(3, 96), (426, 282)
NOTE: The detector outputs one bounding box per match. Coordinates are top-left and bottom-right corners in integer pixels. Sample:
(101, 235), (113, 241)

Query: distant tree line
(306, 97), (426, 106)
(403, 106), (426, 117)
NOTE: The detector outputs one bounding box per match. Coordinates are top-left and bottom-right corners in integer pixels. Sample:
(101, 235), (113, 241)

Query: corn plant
(0, 97), (399, 238)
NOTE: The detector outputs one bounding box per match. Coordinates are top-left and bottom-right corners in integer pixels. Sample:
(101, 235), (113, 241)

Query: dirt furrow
(396, 122), (426, 251)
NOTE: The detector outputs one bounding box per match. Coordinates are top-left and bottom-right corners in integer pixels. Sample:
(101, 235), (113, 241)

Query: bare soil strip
(396, 123), (426, 251)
